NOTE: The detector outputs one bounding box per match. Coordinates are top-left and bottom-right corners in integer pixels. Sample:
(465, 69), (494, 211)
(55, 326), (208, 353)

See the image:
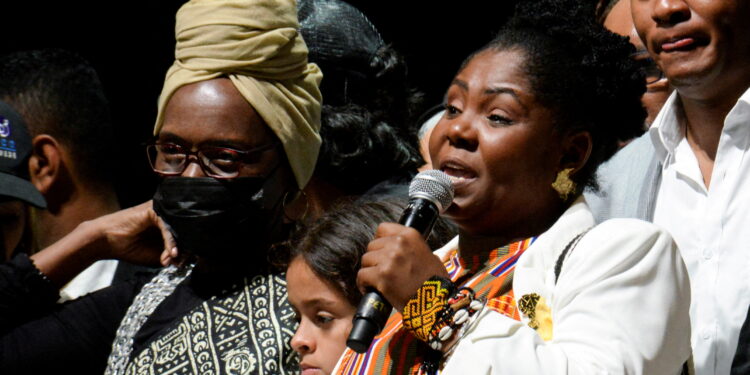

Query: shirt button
(702, 330), (712, 340)
(702, 249), (712, 260)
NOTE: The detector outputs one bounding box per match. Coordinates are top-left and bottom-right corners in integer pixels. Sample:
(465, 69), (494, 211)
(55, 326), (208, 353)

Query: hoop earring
(551, 168), (576, 201)
(282, 190), (309, 222)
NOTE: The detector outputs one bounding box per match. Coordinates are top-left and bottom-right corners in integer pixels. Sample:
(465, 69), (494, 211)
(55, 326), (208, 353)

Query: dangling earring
(551, 168), (576, 201)
(283, 190), (309, 222)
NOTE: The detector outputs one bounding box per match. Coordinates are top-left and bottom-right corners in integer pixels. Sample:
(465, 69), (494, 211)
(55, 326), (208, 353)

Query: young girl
(285, 197), (454, 374)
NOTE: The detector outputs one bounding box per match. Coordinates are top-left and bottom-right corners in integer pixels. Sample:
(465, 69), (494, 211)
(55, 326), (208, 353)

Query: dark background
(0, 0), (516, 207)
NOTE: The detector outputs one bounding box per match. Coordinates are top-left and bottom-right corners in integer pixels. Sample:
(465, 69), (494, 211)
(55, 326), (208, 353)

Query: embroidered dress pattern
(108, 270), (297, 375)
(106, 264), (194, 375)
(335, 237), (536, 375)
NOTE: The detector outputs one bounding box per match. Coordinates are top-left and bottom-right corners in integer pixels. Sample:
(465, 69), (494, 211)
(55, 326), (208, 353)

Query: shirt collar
(649, 86), (750, 162)
(722, 87), (750, 147)
(648, 91), (683, 162)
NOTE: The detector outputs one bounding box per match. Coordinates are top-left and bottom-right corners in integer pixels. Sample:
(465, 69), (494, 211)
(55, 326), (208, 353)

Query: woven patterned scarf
(335, 237), (536, 375)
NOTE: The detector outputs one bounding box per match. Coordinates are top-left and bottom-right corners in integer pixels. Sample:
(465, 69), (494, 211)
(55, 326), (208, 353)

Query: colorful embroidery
(402, 277), (454, 342)
(335, 237), (536, 375)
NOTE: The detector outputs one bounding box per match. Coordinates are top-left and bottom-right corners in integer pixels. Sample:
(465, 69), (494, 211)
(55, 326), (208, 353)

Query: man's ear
(559, 130), (593, 174)
(28, 135), (62, 195)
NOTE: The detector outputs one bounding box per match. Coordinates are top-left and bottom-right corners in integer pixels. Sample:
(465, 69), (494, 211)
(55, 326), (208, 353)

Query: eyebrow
(452, 79), (523, 101)
(158, 131), (263, 150)
(157, 132), (187, 145)
(450, 79), (528, 112)
(485, 86), (522, 102)
(302, 296), (342, 309)
(452, 79), (469, 91)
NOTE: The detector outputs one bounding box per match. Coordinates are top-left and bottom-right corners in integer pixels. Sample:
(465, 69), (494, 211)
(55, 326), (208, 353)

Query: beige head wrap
(154, 0), (323, 189)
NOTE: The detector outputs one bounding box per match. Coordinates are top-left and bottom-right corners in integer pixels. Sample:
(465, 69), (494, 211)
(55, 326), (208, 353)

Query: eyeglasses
(146, 141), (279, 179)
(631, 50), (665, 85)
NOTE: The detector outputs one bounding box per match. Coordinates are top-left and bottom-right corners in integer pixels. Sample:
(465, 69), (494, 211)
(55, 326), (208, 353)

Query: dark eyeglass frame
(630, 50), (665, 86)
(146, 141), (280, 179)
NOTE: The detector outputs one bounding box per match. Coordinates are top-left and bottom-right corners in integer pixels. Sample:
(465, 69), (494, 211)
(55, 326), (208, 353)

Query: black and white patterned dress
(106, 265), (298, 375)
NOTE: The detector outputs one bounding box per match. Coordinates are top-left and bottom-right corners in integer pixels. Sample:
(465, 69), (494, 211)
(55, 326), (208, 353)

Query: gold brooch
(519, 293), (553, 341)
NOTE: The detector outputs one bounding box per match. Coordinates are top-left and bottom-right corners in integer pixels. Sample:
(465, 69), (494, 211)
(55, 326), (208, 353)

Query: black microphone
(347, 170), (454, 353)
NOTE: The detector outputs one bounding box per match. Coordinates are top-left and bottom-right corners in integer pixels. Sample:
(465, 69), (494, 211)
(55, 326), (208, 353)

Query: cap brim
(0, 173), (46, 208)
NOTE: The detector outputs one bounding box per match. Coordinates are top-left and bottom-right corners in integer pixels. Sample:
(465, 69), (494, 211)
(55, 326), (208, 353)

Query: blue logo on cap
(0, 117), (16, 159)
(0, 117), (9, 138)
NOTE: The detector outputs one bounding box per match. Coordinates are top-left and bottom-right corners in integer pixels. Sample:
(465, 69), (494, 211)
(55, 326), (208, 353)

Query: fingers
(160, 246), (180, 267)
(359, 222), (450, 311)
(356, 266), (377, 295)
(374, 222), (420, 239)
(146, 200), (180, 266)
(155, 216), (177, 258)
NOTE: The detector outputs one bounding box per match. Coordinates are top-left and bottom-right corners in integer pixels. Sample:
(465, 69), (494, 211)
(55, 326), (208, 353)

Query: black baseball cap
(0, 100), (46, 208)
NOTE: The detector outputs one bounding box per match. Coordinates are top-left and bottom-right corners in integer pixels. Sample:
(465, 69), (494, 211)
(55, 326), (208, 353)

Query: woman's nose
(180, 157), (206, 178)
(652, 0), (690, 26)
(291, 323), (315, 355)
(444, 115), (479, 151)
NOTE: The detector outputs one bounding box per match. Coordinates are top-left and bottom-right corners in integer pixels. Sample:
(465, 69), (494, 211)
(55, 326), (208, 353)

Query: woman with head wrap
(333, 0), (691, 374)
(0, 1), (321, 374)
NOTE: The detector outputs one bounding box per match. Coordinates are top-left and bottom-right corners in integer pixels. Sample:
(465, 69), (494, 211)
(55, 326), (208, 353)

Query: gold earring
(551, 168), (576, 201)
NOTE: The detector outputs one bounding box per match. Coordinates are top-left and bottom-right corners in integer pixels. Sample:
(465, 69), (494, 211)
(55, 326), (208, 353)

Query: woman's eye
(488, 114), (512, 125)
(160, 143), (183, 154)
(315, 313), (334, 325)
(444, 104), (461, 117)
(208, 149), (239, 162)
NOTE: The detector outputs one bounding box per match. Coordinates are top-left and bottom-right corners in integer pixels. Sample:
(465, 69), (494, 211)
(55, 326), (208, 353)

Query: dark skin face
(429, 49), (587, 252)
(159, 78), (286, 180)
(358, 49), (591, 313)
(631, 0), (750, 103)
(158, 78), (294, 269)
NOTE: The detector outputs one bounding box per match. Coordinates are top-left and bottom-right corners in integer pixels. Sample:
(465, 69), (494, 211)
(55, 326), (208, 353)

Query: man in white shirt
(586, 1), (750, 374)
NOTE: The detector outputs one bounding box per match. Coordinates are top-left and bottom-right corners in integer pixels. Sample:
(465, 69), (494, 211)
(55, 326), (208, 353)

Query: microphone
(347, 170), (454, 353)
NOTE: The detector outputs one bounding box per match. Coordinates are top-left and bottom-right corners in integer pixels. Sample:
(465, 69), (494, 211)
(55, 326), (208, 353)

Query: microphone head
(408, 170), (454, 213)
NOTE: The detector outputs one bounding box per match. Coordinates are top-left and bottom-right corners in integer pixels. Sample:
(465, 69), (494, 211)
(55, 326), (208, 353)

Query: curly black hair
(299, 0), (425, 195)
(313, 44), (425, 195)
(459, 0), (646, 191)
(282, 195), (456, 306)
(0, 49), (116, 187)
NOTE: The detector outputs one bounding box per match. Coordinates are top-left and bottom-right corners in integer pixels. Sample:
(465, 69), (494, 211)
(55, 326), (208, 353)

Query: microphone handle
(346, 198), (440, 353)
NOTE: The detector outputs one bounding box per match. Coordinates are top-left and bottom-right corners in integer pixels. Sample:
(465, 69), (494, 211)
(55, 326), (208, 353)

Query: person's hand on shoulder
(84, 200), (178, 267)
(30, 200), (181, 287)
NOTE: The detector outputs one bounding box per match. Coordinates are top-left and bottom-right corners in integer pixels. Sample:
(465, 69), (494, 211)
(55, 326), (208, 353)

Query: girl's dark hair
(283, 196), (456, 306)
(461, 0), (645, 191)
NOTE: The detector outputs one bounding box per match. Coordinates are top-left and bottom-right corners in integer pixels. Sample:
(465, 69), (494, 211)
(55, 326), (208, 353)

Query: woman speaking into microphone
(335, 0), (691, 374)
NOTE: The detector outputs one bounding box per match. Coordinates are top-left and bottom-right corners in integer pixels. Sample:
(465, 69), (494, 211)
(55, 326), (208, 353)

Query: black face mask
(152, 168), (288, 262)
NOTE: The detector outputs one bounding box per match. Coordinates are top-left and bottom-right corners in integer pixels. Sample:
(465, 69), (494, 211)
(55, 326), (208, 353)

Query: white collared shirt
(59, 259), (119, 302)
(652, 88), (750, 375)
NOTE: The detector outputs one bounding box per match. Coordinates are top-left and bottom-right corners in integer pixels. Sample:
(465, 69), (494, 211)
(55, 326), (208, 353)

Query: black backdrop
(0, 0), (516, 206)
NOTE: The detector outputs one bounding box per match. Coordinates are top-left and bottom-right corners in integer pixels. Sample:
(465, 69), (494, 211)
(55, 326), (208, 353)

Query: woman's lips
(441, 162), (477, 188)
(300, 365), (322, 375)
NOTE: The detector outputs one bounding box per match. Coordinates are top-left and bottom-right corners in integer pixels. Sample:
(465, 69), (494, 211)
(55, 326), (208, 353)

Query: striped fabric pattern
(335, 237), (536, 375)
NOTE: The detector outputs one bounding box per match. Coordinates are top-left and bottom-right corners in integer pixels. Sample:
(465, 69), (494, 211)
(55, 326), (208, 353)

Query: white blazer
(441, 197), (692, 374)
